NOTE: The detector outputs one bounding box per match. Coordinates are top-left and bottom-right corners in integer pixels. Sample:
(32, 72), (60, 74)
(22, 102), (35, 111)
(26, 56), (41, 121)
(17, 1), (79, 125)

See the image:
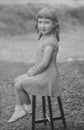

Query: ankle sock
(23, 104), (32, 112)
(15, 105), (24, 111)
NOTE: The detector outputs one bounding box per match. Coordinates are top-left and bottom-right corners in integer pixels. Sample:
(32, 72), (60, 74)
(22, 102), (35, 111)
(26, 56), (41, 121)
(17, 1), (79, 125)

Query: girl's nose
(41, 23), (45, 28)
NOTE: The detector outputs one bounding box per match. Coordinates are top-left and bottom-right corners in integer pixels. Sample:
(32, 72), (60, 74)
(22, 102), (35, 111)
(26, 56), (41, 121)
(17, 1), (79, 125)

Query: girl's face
(38, 18), (54, 36)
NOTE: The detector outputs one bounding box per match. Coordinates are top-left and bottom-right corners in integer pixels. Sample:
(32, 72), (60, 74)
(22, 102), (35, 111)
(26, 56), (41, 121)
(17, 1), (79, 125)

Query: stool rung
(34, 116), (62, 124)
(35, 118), (48, 123)
(46, 114), (63, 122)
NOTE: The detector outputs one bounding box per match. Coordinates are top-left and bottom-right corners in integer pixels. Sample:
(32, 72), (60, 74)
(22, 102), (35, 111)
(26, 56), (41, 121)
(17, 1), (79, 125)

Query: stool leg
(42, 96), (47, 125)
(57, 97), (67, 129)
(32, 95), (36, 130)
(47, 96), (54, 130)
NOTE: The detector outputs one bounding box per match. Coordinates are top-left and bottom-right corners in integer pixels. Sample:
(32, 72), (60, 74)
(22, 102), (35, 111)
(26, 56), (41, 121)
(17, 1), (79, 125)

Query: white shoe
(23, 104), (32, 114)
(8, 106), (27, 123)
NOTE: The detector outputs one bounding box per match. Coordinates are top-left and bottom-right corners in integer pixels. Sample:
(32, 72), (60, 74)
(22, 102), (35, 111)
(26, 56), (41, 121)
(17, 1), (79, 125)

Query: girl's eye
(45, 21), (49, 24)
(38, 21), (49, 24)
(38, 21), (42, 24)
(38, 22), (42, 24)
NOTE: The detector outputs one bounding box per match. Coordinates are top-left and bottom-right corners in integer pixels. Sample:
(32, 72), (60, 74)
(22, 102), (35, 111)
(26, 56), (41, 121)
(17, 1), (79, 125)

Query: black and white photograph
(0, 0), (84, 130)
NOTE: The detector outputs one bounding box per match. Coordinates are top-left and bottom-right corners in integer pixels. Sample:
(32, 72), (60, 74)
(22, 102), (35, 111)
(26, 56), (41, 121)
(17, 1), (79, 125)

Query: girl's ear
(35, 23), (39, 33)
(52, 22), (56, 28)
(53, 23), (55, 28)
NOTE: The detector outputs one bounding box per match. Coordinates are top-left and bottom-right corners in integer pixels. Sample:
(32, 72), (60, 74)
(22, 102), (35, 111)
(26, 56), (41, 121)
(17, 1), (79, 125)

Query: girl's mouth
(41, 29), (46, 32)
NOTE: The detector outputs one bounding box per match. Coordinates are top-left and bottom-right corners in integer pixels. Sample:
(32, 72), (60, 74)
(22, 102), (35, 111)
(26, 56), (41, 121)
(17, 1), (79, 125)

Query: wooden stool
(32, 95), (67, 130)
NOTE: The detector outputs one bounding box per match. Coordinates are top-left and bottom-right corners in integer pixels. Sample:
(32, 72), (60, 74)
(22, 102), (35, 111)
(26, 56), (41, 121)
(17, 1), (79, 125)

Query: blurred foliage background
(0, 3), (84, 36)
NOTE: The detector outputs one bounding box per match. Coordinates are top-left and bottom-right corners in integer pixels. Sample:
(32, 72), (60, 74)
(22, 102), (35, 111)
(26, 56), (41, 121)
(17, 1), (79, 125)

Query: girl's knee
(14, 74), (26, 84)
(14, 80), (23, 90)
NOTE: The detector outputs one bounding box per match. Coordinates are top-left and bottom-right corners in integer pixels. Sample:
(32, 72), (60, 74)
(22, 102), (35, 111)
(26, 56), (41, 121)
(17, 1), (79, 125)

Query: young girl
(8, 7), (62, 123)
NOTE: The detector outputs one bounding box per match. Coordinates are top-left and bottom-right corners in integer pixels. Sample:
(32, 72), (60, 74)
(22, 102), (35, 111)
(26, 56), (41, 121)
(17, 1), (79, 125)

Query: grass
(1, 60), (84, 130)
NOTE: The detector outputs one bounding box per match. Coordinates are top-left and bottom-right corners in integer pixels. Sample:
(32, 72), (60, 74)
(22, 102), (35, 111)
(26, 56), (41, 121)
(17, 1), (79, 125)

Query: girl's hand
(27, 67), (35, 76)
(27, 69), (32, 76)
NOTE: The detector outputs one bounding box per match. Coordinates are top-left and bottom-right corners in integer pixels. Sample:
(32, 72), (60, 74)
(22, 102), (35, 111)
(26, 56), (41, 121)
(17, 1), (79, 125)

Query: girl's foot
(23, 104), (32, 114)
(8, 105), (27, 123)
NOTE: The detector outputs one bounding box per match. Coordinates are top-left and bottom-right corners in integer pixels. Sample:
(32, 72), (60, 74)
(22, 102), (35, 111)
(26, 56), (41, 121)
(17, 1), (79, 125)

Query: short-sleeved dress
(16, 35), (62, 97)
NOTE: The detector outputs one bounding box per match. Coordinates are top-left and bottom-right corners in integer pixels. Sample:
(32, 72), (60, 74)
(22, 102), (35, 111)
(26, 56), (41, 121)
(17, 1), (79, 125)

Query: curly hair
(35, 7), (60, 41)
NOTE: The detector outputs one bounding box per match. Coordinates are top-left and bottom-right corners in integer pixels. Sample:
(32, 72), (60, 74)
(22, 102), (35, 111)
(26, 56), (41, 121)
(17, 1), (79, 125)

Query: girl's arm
(27, 45), (53, 76)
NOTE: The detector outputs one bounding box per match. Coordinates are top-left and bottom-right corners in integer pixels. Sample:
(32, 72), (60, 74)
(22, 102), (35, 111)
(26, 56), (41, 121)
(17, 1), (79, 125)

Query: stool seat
(31, 95), (67, 130)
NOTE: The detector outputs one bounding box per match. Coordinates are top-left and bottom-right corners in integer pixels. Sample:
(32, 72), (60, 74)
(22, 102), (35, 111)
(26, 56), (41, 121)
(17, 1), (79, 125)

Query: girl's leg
(14, 81), (32, 113)
(14, 84), (31, 105)
(14, 74), (31, 105)
(14, 82), (32, 113)
(14, 86), (23, 106)
(8, 80), (31, 123)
